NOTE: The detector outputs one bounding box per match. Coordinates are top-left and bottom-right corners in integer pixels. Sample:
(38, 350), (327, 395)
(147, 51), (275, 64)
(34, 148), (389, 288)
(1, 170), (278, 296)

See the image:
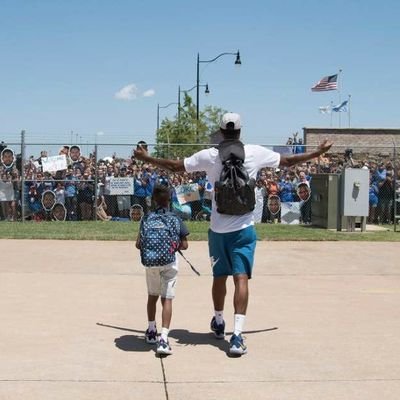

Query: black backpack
(214, 139), (256, 215)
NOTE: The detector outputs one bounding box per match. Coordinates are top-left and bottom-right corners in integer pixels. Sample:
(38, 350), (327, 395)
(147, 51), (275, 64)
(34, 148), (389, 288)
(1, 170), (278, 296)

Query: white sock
(233, 314), (246, 336)
(148, 321), (156, 332)
(214, 310), (224, 325)
(160, 327), (169, 342)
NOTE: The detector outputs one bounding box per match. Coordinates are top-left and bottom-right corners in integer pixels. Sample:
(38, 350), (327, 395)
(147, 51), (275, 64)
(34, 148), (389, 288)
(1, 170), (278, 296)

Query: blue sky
(1, 0), (400, 156)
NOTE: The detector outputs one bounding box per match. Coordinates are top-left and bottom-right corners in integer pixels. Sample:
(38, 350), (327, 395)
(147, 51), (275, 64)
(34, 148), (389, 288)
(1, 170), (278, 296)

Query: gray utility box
(310, 174), (341, 229)
(340, 168), (369, 217)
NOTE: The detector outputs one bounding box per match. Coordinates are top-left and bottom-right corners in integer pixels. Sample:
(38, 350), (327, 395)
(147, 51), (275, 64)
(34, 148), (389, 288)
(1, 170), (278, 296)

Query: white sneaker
(229, 334), (247, 356)
(145, 329), (157, 344)
(156, 338), (172, 355)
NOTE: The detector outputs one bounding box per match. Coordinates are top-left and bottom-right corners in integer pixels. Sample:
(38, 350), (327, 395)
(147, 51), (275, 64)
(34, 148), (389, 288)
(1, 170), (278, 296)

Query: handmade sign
(175, 183), (200, 205)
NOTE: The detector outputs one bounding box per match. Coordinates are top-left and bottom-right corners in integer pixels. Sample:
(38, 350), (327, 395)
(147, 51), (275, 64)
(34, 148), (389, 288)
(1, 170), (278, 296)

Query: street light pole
(157, 103), (160, 133)
(196, 50), (241, 122)
(157, 102), (178, 158)
(178, 86), (181, 121)
(157, 102), (179, 132)
(180, 83), (209, 113)
(196, 52), (200, 125)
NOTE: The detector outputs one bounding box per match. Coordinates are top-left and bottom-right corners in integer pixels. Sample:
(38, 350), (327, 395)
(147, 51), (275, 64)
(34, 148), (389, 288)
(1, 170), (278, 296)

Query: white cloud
(114, 84), (139, 101)
(143, 89), (155, 97)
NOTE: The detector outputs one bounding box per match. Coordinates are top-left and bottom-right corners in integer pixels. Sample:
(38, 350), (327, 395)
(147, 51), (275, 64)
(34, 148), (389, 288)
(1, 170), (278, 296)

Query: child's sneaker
(145, 329), (157, 344)
(229, 334), (247, 356)
(210, 316), (225, 339)
(156, 338), (172, 355)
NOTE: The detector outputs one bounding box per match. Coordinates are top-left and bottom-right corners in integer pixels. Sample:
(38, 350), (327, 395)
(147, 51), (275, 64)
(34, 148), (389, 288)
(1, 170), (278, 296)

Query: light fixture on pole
(157, 102), (178, 158)
(157, 102), (178, 132)
(178, 83), (210, 113)
(196, 50), (241, 122)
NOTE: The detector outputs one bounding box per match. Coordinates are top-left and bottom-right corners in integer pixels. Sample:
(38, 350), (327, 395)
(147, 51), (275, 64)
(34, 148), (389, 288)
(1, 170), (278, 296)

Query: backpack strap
(218, 139), (245, 163)
(159, 211), (180, 252)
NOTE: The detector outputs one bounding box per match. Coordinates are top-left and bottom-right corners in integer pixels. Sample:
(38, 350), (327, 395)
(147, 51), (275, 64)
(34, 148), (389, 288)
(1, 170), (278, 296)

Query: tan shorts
(145, 261), (178, 299)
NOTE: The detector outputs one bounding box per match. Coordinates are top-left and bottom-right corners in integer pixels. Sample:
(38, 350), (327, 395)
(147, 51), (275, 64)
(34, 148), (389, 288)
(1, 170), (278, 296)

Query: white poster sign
(175, 183), (200, 205)
(109, 177), (134, 195)
(0, 180), (14, 201)
(41, 155), (68, 172)
(281, 202), (301, 225)
(254, 187), (265, 223)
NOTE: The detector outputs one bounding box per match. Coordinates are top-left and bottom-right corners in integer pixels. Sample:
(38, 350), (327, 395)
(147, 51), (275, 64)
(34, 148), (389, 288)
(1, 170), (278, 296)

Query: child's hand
(179, 238), (188, 251)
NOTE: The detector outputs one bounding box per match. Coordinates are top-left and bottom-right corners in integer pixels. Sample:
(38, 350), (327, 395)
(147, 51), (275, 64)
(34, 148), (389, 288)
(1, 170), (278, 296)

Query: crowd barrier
(0, 138), (399, 226)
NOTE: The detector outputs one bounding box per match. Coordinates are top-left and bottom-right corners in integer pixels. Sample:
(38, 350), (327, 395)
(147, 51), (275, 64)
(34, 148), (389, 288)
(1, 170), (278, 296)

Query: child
(136, 184), (189, 355)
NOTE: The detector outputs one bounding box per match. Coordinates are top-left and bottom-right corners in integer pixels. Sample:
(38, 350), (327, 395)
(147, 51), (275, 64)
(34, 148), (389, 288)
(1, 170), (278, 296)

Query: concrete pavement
(1, 240), (399, 399)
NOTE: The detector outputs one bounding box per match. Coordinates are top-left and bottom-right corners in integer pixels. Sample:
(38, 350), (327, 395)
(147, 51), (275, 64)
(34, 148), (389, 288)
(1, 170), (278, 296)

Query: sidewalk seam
(160, 358), (169, 400)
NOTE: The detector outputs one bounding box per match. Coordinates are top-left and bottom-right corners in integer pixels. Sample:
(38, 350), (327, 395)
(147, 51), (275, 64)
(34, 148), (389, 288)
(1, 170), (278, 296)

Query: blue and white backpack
(139, 210), (181, 267)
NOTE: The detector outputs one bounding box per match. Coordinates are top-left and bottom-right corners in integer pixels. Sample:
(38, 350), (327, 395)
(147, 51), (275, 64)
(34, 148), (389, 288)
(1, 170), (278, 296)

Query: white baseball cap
(220, 112), (241, 130)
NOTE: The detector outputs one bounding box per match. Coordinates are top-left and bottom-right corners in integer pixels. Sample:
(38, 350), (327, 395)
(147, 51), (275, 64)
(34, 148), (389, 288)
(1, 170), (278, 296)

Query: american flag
(311, 74), (338, 92)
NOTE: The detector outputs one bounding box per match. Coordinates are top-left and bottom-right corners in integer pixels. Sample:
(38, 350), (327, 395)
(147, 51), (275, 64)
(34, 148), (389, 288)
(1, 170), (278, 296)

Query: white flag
(318, 105), (331, 114)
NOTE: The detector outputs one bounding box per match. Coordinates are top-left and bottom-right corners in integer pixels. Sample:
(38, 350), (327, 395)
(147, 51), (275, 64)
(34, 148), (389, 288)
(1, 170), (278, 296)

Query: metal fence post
(20, 130), (26, 222)
(394, 142), (398, 232)
(94, 144), (98, 221)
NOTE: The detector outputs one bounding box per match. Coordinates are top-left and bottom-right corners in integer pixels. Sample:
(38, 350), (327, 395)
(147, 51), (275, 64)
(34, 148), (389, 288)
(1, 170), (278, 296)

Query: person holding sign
(134, 113), (332, 356)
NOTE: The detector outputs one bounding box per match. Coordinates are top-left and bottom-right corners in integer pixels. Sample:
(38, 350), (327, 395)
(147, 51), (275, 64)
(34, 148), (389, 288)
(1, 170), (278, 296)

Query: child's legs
(160, 298), (172, 329)
(159, 263), (178, 329)
(147, 295), (159, 321)
(146, 268), (162, 323)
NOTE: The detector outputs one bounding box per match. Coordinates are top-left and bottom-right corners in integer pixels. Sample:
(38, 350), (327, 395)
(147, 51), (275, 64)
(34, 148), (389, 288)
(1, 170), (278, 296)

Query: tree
(155, 93), (226, 159)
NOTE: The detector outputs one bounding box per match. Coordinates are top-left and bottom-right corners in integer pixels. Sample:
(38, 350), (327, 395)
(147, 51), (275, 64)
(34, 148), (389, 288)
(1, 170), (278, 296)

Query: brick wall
(303, 128), (400, 155)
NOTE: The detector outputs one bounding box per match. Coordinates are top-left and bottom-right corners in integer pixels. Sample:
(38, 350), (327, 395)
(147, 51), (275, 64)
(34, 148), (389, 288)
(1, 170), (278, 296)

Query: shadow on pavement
(114, 334), (153, 352)
(170, 327), (278, 352)
(97, 322), (278, 355)
(97, 322), (152, 353)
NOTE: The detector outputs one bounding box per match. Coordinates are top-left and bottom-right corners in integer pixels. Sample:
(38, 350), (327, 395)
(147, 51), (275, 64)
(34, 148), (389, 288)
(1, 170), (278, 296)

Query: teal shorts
(208, 225), (257, 278)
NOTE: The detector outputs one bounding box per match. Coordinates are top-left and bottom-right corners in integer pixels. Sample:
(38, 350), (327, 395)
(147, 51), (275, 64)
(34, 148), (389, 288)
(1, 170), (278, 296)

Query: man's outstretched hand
(317, 139), (333, 155)
(134, 145), (148, 161)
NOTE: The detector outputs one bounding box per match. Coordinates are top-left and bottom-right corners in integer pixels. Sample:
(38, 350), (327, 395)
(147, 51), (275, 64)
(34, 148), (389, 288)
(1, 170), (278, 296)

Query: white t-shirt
(184, 144), (280, 233)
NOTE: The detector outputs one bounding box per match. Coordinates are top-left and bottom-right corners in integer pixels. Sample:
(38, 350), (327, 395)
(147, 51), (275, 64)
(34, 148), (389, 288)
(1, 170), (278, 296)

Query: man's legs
(210, 276), (228, 339)
(233, 274), (249, 315)
(228, 226), (256, 356)
(212, 273), (249, 315)
(212, 276), (228, 311)
(229, 274), (249, 355)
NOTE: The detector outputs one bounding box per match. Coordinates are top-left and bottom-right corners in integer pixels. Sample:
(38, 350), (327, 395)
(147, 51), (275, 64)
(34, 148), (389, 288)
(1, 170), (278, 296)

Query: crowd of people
(0, 142), (399, 224)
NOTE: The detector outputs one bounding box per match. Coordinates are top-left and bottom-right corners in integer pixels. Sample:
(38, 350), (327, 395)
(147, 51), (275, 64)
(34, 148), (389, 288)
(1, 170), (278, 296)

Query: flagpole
(348, 94), (351, 128)
(330, 101), (333, 127)
(338, 69), (343, 128)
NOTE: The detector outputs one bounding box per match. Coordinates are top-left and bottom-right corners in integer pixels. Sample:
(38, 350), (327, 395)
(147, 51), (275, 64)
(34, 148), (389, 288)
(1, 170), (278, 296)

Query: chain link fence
(0, 135), (399, 228)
